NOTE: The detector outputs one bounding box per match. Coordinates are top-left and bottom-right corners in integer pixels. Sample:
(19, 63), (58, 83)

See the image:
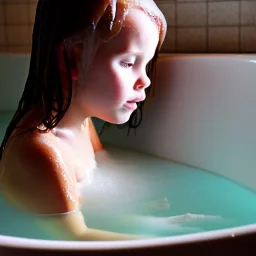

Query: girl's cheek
(109, 66), (133, 101)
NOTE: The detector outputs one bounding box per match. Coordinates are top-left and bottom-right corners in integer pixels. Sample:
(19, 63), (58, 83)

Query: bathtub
(0, 53), (256, 255)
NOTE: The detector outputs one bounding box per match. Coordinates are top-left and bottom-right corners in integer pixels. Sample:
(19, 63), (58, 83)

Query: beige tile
(5, 46), (32, 53)
(28, 25), (33, 44)
(209, 1), (239, 26)
(241, 1), (256, 26)
(0, 25), (6, 45)
(177, 3), (207, 27)
(241, 27), (256, 53)
(0, 46), (7, 52)
(177, 28), (207, 52)
(160, 28), (176, 53)
(5, 0), (27, 3)
(29, 2), (37, 24)
(157, 2), (175, 27)
(6, 4), (29, 25)
(177, 0), (206, 2)
(208, 0), (239, 1)
(6, 25), (31, 46)
(0, 4), (5, 25)
(209, 27), (239, 52)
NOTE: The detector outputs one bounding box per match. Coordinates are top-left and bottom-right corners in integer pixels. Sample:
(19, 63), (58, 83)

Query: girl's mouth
(124, 101), (137, 110)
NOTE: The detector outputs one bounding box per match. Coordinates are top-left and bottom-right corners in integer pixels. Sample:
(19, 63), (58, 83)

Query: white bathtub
(0, 53), (256, 255)
(102, 54), (256, 192)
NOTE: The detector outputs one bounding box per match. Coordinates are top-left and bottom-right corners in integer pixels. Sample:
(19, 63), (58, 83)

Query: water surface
(0, 112), (255, 240)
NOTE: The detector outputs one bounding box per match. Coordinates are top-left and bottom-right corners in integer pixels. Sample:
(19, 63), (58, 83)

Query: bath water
(0, 111), (256, 240)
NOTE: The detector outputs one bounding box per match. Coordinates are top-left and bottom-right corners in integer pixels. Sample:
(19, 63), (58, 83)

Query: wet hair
(0, 0), (166, 159)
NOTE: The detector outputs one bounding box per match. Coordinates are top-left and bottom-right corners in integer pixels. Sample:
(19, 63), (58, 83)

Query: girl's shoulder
(0, 130), (79, 214)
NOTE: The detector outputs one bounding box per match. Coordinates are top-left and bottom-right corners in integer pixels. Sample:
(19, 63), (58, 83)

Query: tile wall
(0, 0), (255, 53)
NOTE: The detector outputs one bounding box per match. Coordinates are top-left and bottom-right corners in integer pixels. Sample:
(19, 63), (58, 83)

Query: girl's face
(73, 8), (159, 124)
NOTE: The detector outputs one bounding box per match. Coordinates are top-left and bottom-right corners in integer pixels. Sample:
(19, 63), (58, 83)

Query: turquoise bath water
(0, 111), (256, 240)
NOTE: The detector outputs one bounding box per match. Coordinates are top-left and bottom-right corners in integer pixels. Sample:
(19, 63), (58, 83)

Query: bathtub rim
(0, 223), (256, 251)
(1, 53), (256, 249)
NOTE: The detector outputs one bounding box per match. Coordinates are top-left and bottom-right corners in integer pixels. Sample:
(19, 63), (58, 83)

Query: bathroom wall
(0, 0), (255, 53)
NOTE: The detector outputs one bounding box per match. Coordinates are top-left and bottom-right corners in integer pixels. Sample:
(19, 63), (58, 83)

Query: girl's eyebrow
(119, 47), (154, 59)
(113, 43), (155, 61)
(118, 50), (155, 64)
(116, 46), (142, 55)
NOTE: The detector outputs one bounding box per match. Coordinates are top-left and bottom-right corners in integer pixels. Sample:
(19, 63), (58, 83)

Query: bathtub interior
(1, 53), (256, 190)
(0, 55), (30, 112)
(0, 53), (256, 244)
(101, 54), (256, 192)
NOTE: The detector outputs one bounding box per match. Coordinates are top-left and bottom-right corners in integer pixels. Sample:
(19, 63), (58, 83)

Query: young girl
(0, 0), (219, 240)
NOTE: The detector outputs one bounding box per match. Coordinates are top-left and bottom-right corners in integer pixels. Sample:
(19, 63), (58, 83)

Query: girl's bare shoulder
(1, 130), (78, 214)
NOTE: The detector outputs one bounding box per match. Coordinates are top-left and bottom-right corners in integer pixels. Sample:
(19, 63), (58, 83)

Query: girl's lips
(124, 101), (137, 110)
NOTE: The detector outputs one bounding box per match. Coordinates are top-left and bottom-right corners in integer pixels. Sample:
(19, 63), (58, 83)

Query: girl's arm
(37, 210), (142, 241)
(2, 135), (142, 241)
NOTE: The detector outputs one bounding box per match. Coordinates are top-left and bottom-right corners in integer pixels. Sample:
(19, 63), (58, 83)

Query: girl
(0, 0), (218, 240)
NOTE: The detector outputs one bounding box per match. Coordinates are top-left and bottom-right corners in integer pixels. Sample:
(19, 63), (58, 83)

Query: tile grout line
(238, 0), (242, 53)
(174, 0), (178, 53)
(27, 0), (31, 52)
(3, 0), (8, 50)
(206, 0), (209, 53)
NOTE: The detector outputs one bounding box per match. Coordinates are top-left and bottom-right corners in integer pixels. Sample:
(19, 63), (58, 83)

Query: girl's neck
(54, 103), (89, 134)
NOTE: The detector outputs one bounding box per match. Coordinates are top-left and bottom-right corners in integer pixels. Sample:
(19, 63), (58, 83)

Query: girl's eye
(121, 62), (134, 68)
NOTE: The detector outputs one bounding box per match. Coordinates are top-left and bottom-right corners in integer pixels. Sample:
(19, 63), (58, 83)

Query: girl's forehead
(123, 9), (158, 37)
(125, 0), (167, 46)
(103, 9), (159, 56)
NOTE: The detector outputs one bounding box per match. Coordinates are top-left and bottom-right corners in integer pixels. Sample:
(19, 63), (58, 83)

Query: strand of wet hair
(0, 0), (45, 159)
(0, 0), (73, 158)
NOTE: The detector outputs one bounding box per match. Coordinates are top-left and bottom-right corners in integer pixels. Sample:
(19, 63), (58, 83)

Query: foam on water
(0, 112), (256, 240)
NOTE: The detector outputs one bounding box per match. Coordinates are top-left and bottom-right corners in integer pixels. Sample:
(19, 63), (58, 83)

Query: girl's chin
(97, 107), (136, 125)
(106, 113), (133, 125)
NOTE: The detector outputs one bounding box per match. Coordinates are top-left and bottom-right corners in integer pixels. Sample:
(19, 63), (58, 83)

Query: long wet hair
(0, 0), (166, 160)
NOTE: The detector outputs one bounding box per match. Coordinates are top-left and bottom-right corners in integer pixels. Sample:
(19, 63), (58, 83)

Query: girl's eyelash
(121, 62), (134, 68)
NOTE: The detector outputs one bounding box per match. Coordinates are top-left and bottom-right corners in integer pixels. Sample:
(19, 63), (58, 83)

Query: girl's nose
(134, 75), (151, 90)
